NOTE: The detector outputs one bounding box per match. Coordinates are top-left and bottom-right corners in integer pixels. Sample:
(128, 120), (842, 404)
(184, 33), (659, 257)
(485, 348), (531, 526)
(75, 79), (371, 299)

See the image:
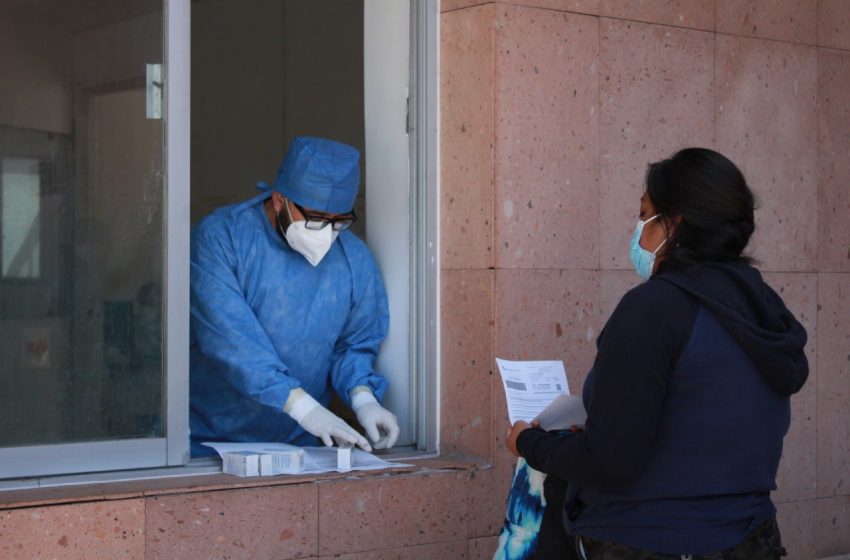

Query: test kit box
(222, 451), (260, 477)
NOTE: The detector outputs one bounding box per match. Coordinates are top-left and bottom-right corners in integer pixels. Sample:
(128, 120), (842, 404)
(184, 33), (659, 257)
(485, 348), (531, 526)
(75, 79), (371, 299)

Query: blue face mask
(629, 214), (668, 280)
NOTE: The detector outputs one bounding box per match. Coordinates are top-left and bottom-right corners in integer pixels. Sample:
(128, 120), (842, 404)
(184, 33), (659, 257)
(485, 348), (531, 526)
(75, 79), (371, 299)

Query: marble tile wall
(441, 1), (850, 559)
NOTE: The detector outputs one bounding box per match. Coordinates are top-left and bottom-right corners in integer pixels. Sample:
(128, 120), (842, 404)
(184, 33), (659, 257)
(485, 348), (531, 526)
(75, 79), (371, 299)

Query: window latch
(146, 63), (163, 119)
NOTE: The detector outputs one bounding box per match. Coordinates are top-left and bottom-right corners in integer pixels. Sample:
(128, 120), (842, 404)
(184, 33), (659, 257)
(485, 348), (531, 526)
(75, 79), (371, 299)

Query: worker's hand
(350, 387), (400, 450)
(505, 420), (536, 457)
(284, 388), (372, 452)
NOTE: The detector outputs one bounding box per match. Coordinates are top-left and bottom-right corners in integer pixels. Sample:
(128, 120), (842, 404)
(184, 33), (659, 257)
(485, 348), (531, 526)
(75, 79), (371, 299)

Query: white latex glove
(284, 388), (372, 452)
(350, 387), (400, 450)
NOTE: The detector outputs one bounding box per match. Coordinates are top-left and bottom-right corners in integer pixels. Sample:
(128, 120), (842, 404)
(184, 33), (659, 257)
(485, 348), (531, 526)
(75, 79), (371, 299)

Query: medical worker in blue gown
(190, 136), (399, 457)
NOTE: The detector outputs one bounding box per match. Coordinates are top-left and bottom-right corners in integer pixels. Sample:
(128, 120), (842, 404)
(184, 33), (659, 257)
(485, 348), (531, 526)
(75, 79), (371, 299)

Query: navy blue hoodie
(516, 260), (808, 555)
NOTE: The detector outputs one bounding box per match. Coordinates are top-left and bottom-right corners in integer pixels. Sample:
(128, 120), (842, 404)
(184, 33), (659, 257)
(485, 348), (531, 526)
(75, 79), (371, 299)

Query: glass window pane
(2, 157), (41, 279)
(0, 0), (164, 449)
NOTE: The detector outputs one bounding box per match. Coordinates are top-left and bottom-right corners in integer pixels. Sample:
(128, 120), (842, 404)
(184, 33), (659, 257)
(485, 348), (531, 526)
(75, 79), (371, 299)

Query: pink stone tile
(763, 273), (818, 503)
(441, 5), (496, 269)
(318, 540), (468, 559)
(600, 270), (640, 321)
(499, 0), (599, 16)
(777, 499), (818, 560)
(494, 5), (599, 269)
(146, 485), (317, 560)
(468, 464), (514, 538)
(441, 269), (495, 458)
(317, 472), (468, 555)
(818, 49), (850, 272)
(816, 495), (850, 558)
(599, 18), (715, 270)
(0, 499), (145, 560)
(817, 273), (850, 498)
(496, 269), (601, 391)
(600, 0), (714, 30)
(442, 0), (493, 13)
(716, 0), (817, 44)
(819, 0), (850, 50)
(469, 536), (500, 559)
(716, 35), (817, 272)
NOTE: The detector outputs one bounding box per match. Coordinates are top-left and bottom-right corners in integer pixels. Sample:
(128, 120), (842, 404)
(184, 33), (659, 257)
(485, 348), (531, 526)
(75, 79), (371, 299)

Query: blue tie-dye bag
(494, 458), (572, 560)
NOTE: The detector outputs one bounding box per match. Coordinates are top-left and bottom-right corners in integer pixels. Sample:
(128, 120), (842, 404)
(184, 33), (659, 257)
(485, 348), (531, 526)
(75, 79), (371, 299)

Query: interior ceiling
(0, 0), (162, 30)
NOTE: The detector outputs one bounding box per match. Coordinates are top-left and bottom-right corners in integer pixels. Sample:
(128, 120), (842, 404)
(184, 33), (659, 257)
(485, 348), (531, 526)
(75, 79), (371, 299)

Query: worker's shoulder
(194, 196), (264, 237)
(337, 231), (379, 269)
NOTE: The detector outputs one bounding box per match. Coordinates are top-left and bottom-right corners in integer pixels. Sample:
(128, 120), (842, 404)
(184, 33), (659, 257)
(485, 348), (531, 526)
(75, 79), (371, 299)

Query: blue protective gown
(189, 193), (389, 456)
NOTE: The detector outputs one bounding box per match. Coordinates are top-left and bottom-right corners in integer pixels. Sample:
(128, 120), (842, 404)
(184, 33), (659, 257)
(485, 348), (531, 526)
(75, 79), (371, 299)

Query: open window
(0, 0), (436, 485)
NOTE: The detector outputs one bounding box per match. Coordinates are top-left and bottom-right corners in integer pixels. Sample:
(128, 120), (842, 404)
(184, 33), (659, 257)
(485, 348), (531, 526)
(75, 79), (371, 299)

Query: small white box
(222, 451), (260, 477)
(261, 448), (305, 475)
(337, 443), (353, 472)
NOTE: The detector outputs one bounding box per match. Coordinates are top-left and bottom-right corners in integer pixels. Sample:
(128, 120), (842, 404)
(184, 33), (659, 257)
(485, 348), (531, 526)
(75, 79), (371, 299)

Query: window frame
(0, 0), (439, 488)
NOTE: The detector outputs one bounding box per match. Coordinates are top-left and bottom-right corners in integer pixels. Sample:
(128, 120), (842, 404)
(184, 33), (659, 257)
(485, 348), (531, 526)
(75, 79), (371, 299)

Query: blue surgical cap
(271, 136), (360, 214)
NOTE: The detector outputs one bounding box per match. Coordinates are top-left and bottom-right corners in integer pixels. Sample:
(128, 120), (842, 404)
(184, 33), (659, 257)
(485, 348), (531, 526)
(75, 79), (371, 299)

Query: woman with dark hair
(506, 148), (806, 559)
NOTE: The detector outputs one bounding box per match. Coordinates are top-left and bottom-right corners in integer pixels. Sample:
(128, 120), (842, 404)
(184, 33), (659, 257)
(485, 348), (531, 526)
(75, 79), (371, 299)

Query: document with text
(495, 358), (571, 425)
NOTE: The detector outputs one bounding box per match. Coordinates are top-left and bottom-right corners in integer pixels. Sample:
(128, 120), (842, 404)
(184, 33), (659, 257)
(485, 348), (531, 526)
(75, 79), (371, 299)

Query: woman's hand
(505, 420), (538, 457)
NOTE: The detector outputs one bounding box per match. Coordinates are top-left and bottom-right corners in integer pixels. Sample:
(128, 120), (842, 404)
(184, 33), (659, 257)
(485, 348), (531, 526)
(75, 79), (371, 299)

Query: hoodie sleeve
(517, 279), (699, 488)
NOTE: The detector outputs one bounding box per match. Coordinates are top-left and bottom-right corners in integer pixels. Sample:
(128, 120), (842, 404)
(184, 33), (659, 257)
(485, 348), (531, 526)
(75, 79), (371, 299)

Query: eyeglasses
(293, 201), (357, 231)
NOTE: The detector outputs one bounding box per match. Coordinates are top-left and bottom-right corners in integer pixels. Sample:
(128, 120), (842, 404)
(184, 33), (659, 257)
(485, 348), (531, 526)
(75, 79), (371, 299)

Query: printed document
(495, 358), (570, 424)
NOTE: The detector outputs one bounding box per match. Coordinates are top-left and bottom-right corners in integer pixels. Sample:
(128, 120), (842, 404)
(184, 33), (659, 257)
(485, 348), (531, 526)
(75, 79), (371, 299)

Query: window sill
(0, 452), (489, 510)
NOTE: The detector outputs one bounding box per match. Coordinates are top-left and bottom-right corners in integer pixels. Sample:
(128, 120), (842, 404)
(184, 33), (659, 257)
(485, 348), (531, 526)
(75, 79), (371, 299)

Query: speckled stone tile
(468, 464), (514, 538)
(776, 499), (818, 560)
(817, 273), (850, 498)
(717, 0), (817, 45)
(716, 35), (817, 272)
(494, 5), (599, 270)
(317, 539), (469, 559)
(819, 0), (850, 51)
(442, 0), (493, 13)
(600, 270), (640, 321)
(469, 535), (500, 559)
(496, 269), (601, 390)
(317, 472), (468, 555)
(441, 269), (495, 458)
(816, 495), (850, 558)
(145, 485), (317, 560)
(818, 48), (850, 272)
(599, 18), (715, 270)
(600, 0), (714, 31)
(763, 273), (818, 504)
(499, 0), (599, 16)
(441, 4), (495, 269)
(0, 499), (145, 560)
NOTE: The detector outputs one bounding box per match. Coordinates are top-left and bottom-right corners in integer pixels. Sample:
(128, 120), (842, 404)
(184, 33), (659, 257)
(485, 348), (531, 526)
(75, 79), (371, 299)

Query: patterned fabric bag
(494, 458), (574, 560)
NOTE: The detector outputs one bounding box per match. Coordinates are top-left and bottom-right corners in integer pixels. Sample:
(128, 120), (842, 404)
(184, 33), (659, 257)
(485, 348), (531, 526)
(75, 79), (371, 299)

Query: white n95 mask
(279, 202), (339, 266)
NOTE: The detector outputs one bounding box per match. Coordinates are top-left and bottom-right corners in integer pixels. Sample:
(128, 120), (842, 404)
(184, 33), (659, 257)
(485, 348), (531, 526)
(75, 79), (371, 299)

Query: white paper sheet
(495, 358), (570, 424)
(203, 442), (412, 475)
(532, 394), (586, 431)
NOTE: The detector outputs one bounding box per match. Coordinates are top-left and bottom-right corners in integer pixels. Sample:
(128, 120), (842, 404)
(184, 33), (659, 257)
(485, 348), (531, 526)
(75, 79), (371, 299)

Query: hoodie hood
(656, 260), (808, 396)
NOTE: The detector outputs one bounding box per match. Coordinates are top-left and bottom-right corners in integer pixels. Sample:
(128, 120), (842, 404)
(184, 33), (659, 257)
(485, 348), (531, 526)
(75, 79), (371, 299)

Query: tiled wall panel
(600, 0), (714, 31)
(0, 499), (145, 560)
(599, 18), (715, 270)
(146, 486), (317, 560)
(716, 35), (817, 271)
(441, 4), (496, 269)
(494, 5), (599, 270)
(716, 0), (817, 44)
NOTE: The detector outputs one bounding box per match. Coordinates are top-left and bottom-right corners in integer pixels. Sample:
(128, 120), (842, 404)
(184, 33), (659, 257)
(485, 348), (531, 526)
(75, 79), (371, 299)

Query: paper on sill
(203, 441), (412, 476)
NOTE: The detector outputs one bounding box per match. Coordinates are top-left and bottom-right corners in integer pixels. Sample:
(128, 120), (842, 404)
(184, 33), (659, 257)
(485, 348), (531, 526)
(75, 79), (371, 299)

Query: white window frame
(0, 0), (190, 486)
(0, 0), (438, 489)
